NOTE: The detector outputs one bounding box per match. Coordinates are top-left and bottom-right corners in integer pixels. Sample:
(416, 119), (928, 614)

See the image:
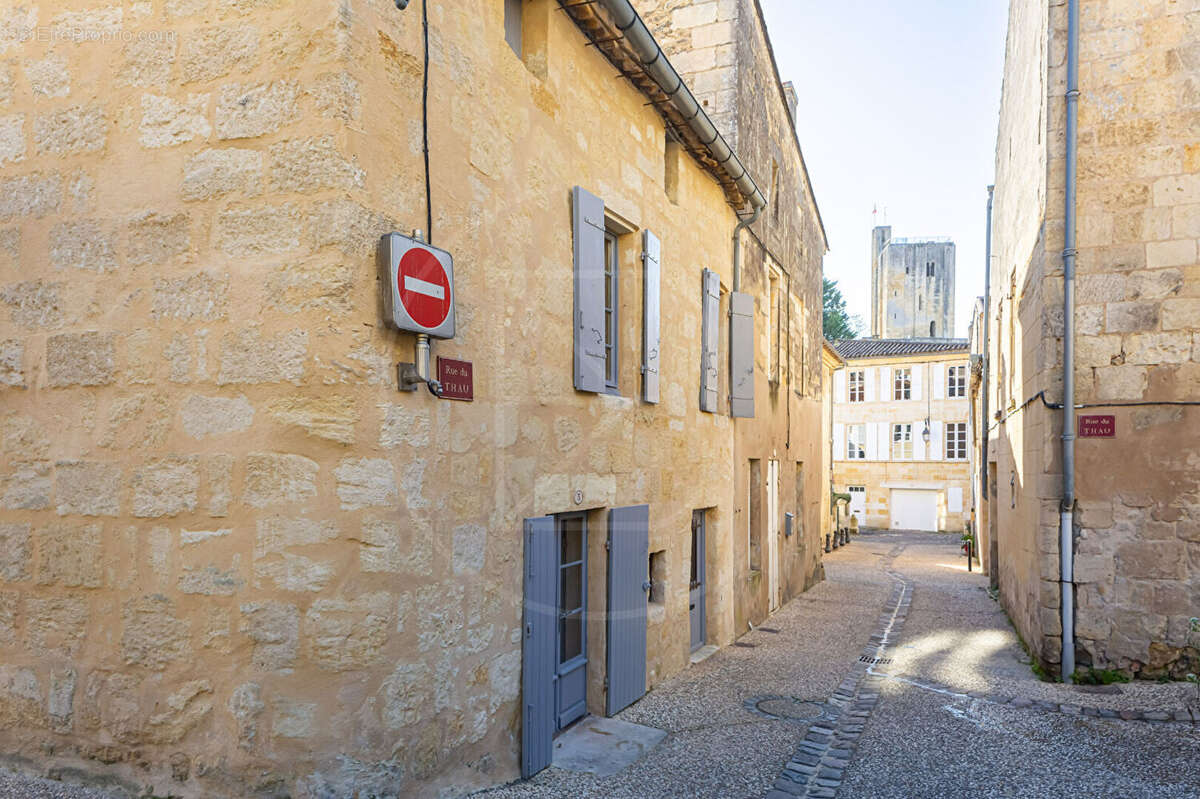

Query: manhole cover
(744, 695), (836, 722)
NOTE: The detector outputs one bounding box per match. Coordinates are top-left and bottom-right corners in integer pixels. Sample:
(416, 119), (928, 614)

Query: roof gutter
(585, 0), (767, 214)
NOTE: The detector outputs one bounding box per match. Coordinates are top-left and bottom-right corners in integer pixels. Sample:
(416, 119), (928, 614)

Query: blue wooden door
(606, 504), (649, 716)
(690, 510), (706, 652)
(555, 514), (588, 729)
(522, 516), (556, 778)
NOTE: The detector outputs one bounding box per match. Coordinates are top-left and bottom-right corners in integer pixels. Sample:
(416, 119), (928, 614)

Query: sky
(760, 0), (1010, 339)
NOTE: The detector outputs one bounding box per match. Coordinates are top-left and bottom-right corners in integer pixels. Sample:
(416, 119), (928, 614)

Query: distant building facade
(832, 339), (972, 533)
(871, 226), (956, 338)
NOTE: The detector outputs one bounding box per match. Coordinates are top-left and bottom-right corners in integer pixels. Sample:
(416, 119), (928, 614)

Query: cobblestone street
(4, 529), (1198, 799)
(474, 529), (1200, 799)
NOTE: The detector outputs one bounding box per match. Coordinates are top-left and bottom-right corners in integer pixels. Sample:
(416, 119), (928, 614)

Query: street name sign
(1078, 414), (1115, 438)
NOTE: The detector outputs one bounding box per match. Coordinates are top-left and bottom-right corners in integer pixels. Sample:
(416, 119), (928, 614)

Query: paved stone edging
(764, 543), (913, 799)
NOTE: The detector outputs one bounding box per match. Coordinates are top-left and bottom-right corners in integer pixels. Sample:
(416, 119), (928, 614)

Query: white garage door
(890, 489), (938, 531)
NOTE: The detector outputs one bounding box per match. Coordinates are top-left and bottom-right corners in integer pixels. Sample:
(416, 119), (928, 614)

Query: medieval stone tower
(870, 225), (956, 338)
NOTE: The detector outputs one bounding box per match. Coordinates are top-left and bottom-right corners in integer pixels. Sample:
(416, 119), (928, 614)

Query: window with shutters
(848, 370), (865, 402)
(946, 422), (967, 460)
(603, 231), (619, 391)
(893, 368), (912, 400)
(891, 423), (913, 460)
(847, 424), (866, 460)
(947, 365), (966, 398)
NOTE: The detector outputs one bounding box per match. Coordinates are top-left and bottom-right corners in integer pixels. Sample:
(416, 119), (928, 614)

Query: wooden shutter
(606, 505), (649, 715)
(866, 422), (879, 460)
(879, 423), (890, 459)
(730, 291), (755, 418)
(880, 367), (891, 400)
(521, 516), (557, 778)
(572, 186), (606, 393)
(913, 420), (926, 460)
(865, 368), (875, 402)
(833, 369), (846, 403)
(700, 269), (720, 413)
(642, 230), (661, 404)
(911, 363), (923, 401)
(931, 363), (944, 400)
(833, 423), (845, 461)
(931, 420), (943, 460)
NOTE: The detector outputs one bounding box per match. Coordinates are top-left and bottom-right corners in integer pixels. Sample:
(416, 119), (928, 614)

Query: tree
(823, 277), (862, 341)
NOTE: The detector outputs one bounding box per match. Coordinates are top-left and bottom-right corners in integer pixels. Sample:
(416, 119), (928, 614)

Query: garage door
(890, 489), (938, 531)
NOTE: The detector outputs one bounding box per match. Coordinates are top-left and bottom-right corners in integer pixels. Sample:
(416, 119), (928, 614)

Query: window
(648, 550), (667, 605)
(558, 514), (585, 664)
(504, 0), (522, 56)
(946, 422), (967, 460)
(848, 370), (865, 402)
(847, 424), (866, 460)
(947, 365), (966, 398)
(893, 367), (911, 400)
(930, 321), (937, 337)
(768, 267), (782, 384)
(926, 261), (935, 277)
(603, 230), (619, 390)
(891, 423), (913, 460)
(793, 462), (804, 541)
(749, 459), (762, 572)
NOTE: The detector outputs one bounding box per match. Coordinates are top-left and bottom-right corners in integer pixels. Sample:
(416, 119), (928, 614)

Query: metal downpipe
(981, 186), (993, 578)
(1061, 0), (1080, 683)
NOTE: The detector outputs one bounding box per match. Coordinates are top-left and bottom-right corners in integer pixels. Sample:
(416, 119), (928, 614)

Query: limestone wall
(990, 0), (1200, 678)
(0, 0), (827, 795)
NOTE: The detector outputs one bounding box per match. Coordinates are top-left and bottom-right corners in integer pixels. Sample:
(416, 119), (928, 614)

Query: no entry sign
(378, 233), (456, 338)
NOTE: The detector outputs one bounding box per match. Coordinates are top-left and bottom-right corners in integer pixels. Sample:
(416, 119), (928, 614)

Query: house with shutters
(831, 339), (973, 532)
(0, 0), (827, 796)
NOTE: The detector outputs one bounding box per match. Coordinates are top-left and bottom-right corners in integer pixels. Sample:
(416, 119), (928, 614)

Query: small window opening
(930, 321), (936, 337)
(749, 459), (762, 572)
(648, 550), (667, 605)
(926, 261), (935, 277)
(504, 0), (522, 57)
(664, 135), (680, 205)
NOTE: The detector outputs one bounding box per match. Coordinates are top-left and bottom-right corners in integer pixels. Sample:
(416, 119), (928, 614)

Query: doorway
(767, 459), (780, 611)
(848, 485), (866, 522)
(689, 510), (707, 652)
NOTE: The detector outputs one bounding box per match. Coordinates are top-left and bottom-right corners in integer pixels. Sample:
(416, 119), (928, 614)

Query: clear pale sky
(760, 0), (1010, 339)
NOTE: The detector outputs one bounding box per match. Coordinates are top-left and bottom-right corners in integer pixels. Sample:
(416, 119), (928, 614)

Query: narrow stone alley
(471, 530), (1200, 799)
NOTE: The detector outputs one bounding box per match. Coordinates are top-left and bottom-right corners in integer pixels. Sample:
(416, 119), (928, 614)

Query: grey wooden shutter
(730, 291), (755, 418)
(699, 269), (720, 413)
(606, 504), (648, 716)
(573, 186), (606, 393)
(642, 230), (661, 404)
(521, 516), (557, 778)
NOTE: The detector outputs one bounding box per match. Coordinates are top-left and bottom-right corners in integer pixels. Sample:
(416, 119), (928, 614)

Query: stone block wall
(990, 0), (1200, 678)
(0, 0), (829, 795)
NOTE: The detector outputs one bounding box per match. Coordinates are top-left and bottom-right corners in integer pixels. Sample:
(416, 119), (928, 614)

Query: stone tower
(870, 225), (955, 338)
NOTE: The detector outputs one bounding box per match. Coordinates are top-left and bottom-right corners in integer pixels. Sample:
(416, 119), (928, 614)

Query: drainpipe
(981, 186), (993, 561)
(1060, 0), (1080, 684)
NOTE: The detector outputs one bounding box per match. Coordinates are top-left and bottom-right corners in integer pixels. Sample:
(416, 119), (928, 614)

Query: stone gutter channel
(763, 543), (1200, 799)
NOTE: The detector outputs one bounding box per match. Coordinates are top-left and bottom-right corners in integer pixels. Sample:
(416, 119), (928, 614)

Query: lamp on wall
(922, 379), (932, 444)
(922, 420), (931, 445)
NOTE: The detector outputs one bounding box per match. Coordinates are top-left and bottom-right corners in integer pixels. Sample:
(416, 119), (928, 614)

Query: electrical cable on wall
(987, 389), (1200, 434)
(421, 0), (432, 243)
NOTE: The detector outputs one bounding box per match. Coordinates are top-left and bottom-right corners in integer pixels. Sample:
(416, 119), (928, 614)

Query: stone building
(985, 0), (1200, 679)
(831, 339), (972, 533)
(820, 338), (843, 545)
(0, 0), (826, 796)
(870, 225), (956, 338)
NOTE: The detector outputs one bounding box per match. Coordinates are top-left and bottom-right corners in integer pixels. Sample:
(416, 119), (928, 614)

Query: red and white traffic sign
(378, 233), (456, 338)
